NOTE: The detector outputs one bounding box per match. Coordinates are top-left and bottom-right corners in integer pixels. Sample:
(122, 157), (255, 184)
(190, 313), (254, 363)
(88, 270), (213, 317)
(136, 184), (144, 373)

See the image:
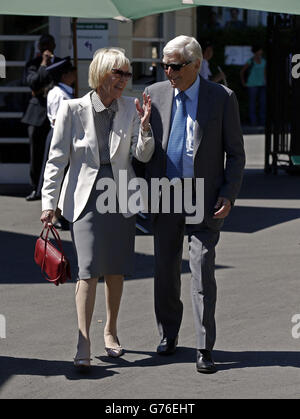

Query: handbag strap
(41, 224), (65, 258)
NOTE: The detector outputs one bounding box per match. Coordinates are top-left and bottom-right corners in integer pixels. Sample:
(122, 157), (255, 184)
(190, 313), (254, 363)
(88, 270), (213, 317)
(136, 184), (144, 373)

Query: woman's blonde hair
(88, 47), (130, 89)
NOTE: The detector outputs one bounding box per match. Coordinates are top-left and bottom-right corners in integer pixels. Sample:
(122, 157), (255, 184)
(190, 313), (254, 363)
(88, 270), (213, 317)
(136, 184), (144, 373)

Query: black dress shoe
(196, 350), (217, 374)
(53, 220), (62, 229)
(25, 190), (40, 201)
(157, 336), (178, 355)
(58, 216), (69, 231)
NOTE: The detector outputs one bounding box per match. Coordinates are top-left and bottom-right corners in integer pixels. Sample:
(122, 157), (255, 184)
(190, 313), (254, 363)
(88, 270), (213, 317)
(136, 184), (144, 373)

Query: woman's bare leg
(75, 277), (98, 359)
(104, 275), (124, 348)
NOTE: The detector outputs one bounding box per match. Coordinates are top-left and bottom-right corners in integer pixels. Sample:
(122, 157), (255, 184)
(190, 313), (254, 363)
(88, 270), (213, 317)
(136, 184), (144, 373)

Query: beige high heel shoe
(105, 336), (124, 358)
(73, 357), (91, 372)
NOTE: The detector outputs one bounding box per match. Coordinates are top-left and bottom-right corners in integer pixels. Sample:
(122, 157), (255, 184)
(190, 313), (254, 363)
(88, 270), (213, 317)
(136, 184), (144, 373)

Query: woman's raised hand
(135, 93), (151, 131)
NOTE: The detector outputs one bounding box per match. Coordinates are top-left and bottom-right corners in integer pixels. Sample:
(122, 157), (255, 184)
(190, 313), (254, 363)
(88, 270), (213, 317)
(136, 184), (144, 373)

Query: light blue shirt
(172, 75), (200, 178)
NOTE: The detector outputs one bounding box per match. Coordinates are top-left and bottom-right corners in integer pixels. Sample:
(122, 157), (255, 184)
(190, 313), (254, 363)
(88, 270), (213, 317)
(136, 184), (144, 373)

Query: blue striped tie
(166, 91), (187, 179)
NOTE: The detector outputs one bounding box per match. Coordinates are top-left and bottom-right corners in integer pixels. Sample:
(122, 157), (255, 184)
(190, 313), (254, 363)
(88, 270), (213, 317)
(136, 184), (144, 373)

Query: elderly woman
(40, 48), (154, 371)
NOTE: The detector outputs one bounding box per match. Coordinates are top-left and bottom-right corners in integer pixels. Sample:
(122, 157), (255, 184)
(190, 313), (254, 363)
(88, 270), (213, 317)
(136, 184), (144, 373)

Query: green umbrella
(0, 0), (299, 18)
(0, 0), (190, 19)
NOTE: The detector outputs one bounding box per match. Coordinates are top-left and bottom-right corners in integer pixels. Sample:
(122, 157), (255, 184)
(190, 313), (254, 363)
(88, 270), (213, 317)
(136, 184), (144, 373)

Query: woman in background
(240, 45), (266, 126)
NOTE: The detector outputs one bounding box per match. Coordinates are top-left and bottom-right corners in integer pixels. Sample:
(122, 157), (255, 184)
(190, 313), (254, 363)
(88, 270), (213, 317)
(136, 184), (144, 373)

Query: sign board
(225, 46), (253, 66)
(77, 23), (109, 60)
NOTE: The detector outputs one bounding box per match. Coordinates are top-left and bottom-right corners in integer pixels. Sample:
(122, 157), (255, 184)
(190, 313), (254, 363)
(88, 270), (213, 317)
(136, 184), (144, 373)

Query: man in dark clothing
(22, 34), (61, 201)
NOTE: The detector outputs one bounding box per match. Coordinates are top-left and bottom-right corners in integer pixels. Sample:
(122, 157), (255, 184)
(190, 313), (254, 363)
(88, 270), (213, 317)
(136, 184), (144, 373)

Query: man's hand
(213, 197), (231, 219)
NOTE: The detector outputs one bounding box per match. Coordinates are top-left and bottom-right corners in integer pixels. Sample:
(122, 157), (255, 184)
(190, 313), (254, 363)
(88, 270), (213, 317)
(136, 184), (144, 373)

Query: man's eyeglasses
(111, 68), (132, 80)
(160, 61), (191, 72)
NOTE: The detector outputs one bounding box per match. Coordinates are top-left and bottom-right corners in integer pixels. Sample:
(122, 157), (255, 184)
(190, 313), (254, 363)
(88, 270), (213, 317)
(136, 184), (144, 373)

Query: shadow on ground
(136, 169), (300, 234)
(222, 205), (300, 233)
(222, 169), (300, 232)
(0, 230), (231, 284)
(97, 347), (300, 371)
(0, 349), (298, 389)
(0, 184), (31, 198)
(239, 169), (300, 200)
(1, 169), (299, 284)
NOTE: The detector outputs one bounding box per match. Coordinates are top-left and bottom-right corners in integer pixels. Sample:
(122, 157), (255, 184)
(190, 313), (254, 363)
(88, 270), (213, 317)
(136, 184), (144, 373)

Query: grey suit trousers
(153, 212), (220, 351)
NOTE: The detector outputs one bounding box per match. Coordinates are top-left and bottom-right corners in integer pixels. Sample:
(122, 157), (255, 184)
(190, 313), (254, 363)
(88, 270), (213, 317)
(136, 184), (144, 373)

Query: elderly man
(144, 35), (245, 373)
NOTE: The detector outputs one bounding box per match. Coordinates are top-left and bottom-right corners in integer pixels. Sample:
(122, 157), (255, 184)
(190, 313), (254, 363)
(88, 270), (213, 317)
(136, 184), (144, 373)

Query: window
(132, 14), (165, 89)
(0, 16), (48, 165)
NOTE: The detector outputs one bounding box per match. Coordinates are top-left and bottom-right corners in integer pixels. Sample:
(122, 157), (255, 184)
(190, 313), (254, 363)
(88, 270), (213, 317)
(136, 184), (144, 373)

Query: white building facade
(0, 8), (265, 184)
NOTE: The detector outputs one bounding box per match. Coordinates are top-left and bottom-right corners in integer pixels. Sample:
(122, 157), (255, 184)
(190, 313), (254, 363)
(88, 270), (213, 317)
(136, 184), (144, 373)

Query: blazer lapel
(161, 84), (174, 151)
(193, 76), (211, 158)
(78, 92), (100, 166)
(160, 78), (211, 155)
(109, 97), (127, 159)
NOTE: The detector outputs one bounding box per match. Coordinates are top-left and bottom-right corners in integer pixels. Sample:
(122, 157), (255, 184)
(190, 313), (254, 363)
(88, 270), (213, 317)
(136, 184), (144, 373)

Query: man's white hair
(163, 35), (203, 66)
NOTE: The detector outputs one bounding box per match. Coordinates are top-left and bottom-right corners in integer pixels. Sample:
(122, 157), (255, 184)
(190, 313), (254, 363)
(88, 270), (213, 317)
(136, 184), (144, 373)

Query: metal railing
(265, 14), (300, 174)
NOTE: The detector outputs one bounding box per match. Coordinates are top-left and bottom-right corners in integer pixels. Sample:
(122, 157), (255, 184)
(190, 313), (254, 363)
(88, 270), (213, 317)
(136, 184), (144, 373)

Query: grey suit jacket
(145, 76), (245, 229)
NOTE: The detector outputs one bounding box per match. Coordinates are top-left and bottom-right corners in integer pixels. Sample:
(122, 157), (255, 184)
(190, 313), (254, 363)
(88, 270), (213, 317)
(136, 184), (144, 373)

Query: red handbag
(34, 224), (71, 286)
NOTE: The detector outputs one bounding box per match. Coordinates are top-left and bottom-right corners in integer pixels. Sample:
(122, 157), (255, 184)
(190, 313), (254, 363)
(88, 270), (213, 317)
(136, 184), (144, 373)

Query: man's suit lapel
(160, 77), (212, 156)
(160, 85), (174, 151)
(193, 76), (212, 159)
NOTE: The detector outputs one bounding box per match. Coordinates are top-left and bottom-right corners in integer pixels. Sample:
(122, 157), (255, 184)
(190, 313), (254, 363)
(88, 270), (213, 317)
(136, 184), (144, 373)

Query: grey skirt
(70, 165), (136, 279)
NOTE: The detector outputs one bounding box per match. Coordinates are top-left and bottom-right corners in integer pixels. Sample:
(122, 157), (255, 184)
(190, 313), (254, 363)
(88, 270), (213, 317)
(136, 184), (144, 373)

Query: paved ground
(0, 135), (299, 399)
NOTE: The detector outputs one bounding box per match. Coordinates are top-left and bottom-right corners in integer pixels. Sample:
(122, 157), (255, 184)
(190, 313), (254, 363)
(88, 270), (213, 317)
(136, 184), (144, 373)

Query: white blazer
(42, 92), (154, 222)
